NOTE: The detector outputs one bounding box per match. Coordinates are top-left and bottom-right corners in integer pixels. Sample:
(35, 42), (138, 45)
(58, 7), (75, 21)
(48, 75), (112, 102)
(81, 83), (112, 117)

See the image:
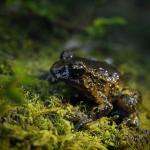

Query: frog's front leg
(91, 92), (113, 119)
(76, 93), (113, 130)
(92, 100), (113, 119)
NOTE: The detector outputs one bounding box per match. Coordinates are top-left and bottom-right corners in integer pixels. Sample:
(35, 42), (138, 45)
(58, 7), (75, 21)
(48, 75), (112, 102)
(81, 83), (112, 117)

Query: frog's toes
(122, 112), (140, 128)
(75, 116), (93, 130)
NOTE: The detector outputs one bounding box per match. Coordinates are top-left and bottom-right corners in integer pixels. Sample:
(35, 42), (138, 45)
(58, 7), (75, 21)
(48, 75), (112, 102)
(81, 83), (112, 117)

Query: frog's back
(74, 57), (121, 83)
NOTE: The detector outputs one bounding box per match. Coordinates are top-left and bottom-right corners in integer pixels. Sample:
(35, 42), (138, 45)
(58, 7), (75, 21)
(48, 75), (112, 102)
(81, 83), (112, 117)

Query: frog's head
(51, 51), (86, 81)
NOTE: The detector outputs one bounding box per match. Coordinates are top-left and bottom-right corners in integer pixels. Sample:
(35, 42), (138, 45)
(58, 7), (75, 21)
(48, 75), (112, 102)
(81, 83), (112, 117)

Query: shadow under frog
(50, 50), (142, 129)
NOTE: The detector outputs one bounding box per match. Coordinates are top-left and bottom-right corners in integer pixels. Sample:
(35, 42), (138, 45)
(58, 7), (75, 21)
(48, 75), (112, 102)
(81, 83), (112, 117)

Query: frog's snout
(51, 65), (70, 80)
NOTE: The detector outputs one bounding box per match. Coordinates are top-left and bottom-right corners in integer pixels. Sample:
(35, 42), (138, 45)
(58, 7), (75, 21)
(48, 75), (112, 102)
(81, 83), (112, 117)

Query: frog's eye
(60, 50), (73, 60)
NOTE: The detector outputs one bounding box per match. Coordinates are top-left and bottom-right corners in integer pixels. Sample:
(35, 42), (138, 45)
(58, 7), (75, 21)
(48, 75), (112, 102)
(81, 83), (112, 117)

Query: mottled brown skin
(51, 51), (142, 128)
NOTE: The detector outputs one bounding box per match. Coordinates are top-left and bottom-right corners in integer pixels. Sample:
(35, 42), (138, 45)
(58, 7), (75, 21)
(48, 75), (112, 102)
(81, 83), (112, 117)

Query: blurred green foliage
(86, 17), (127, 39)
(3, 0), (97, 25)
(5, 0), (65, 21)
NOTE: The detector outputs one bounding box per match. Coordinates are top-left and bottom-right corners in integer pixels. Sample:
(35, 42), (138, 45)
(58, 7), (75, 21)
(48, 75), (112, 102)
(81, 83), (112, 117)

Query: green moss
(1, 92), (150, 149)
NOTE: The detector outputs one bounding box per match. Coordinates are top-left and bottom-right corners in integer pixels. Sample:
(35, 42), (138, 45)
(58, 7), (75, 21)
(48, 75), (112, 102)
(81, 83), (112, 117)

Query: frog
(50, 50), (142, 128)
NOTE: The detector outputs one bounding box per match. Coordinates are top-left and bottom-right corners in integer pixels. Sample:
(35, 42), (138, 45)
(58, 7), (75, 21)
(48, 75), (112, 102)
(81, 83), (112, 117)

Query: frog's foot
(121, 112), (140, 128)
(75, 116), (93, 130)
(92, 101), (113, 119)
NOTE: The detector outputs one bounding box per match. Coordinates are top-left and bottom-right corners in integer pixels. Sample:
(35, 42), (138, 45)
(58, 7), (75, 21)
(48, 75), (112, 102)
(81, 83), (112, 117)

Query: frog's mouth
(51, 65), (70, 80)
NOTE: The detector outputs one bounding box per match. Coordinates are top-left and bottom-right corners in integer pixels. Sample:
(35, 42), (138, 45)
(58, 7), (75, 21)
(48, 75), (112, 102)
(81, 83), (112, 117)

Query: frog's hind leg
(115, 89), (142, 114)
(114, 89), (142, 128)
